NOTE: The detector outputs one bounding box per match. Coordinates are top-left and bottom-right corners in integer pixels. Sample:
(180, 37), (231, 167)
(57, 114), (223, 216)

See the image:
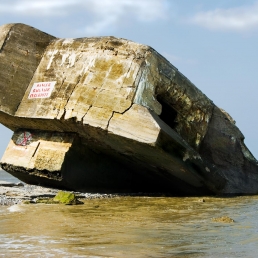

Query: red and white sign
(28, 81), (56, 99)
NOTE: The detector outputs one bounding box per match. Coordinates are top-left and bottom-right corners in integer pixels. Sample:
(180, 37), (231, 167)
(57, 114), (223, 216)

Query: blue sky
(1, 0), (258, 158)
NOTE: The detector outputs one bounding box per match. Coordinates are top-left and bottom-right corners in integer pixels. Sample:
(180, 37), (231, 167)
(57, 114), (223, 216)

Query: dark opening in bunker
(157, 96), (178, 129)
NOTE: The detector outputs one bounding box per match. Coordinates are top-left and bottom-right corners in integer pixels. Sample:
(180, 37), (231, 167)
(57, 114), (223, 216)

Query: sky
(0, 0), (258, 159)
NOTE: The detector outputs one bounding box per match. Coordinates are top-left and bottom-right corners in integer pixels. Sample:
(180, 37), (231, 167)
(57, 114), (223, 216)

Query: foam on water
(7, 205), (23, 212)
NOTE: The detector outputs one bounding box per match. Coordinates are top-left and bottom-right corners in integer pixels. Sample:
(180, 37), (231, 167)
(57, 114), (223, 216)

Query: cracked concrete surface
(1, 23), (258, 195)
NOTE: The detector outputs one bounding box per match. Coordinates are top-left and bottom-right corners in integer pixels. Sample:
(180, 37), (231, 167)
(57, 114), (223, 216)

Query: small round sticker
(16, 132), (33, 146)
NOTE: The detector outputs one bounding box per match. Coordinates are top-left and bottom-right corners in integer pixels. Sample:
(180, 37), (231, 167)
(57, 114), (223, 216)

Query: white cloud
(0, 0), (169, 34)
(82, 0), (169, 35)
(191, 2), (258, 31)
(0, 0), (77, 16)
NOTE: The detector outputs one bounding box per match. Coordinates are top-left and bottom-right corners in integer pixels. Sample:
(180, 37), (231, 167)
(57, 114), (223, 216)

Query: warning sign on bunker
(28, 81), (56, 99)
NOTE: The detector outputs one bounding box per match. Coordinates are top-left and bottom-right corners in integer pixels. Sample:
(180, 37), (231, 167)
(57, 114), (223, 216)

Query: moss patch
(32, 191), (84, 205)
(52, 191), (83, 205)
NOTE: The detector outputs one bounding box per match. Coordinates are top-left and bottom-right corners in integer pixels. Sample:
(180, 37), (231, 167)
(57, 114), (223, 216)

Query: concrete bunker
(1, 23), (258, 196)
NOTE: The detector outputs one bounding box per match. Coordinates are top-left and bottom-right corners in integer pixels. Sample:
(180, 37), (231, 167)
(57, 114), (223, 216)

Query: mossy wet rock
(0, 23), (258, 195)
(52, 191), (83, 205)
(33, 191), (83, 205)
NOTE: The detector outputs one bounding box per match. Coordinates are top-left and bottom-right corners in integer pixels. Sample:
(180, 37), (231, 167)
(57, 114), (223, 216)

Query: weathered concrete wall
(199, 106), (258, 193)
(1, 129), (210, 194)
(0, 23), (258, 195)
(10, 36), (213, 150)
(16, 37), (144, 122)
(1, 131), (73, 173)
(0, 24), (55, 115)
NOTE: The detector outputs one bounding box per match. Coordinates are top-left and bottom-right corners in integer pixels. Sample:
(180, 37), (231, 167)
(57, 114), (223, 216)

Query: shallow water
(1, 171), (258, 257)
(1, 196), (258, 257)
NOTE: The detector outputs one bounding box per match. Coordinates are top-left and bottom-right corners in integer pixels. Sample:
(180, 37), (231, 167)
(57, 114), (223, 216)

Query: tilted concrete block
(0, 23), (258, 195)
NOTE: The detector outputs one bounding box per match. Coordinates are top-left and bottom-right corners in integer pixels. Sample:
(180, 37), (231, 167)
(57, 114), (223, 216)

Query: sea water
(0, 171), (258, 257)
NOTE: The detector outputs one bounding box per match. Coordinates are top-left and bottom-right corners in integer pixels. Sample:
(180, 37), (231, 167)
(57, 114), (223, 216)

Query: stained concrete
(0, 23), (258, 195)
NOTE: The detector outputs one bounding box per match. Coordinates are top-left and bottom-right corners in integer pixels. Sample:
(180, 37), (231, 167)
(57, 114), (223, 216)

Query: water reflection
(0, 196), (258, 257)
